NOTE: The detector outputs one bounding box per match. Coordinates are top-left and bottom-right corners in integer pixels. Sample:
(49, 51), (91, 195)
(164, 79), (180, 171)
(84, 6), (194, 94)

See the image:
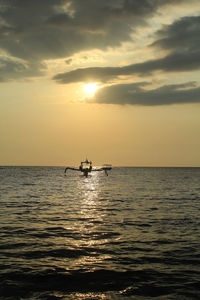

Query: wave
(1, 268), (200, 299)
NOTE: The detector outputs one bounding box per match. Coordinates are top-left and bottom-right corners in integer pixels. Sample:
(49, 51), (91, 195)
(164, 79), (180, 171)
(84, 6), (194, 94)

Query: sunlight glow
(83, 83), (99, 97)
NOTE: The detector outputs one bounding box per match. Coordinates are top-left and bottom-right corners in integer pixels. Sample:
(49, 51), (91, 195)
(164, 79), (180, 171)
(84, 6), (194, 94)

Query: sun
(83, 83), (99, 97)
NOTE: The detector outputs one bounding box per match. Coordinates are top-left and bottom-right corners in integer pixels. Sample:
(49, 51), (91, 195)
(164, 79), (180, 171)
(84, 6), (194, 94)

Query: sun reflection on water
(72, 172), (113, 269)
(78, 172), (101, 217)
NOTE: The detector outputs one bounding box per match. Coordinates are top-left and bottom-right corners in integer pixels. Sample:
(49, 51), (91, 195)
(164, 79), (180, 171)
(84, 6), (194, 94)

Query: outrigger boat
(65, 158), (112, 177)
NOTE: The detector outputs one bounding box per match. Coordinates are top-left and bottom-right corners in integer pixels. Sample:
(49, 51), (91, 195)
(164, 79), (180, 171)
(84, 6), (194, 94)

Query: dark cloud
(53, 15), (200, 83)
(53, 13), (200, 107)
(53, 66), (122, 83)
(53, 50), (200, 84)
(65, 58), (73, 65)
(0, 0), (198, 82)
(151, 16), (200, 52)
(0, 0), (188, 61)
(0, 56), (45, 81)
(90, 81), (200, 106)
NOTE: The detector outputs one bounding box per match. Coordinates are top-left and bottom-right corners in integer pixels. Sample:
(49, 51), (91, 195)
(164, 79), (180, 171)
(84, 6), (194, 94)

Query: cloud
(53, 15), (200, 84)
(0, 0), (142, 62)
(151, 15), (200, 53)
(0, 0), (190, 62)
(53, 66), (122, 83)
(0, 56), (45, 81)
(0, 0), (198, 82)
(53, 50), (200, 84)
(65, 58), (73, 65)
(89, 81), (200, 106)
(53, 13), (200, 107)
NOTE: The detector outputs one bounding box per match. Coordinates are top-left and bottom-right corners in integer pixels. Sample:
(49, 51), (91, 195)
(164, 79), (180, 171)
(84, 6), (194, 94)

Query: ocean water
(0, 167), (200, 300)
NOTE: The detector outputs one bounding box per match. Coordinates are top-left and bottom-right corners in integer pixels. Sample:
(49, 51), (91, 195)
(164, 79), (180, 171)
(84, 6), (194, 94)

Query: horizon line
(0, 165), (200, 168)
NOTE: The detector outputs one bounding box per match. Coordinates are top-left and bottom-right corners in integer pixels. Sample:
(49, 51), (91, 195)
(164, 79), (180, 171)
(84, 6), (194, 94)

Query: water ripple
(0, 166), (200, 299)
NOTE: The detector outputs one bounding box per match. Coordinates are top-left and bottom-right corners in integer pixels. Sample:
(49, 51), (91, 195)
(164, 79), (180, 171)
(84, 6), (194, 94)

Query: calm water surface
(0, 167), (200, 299)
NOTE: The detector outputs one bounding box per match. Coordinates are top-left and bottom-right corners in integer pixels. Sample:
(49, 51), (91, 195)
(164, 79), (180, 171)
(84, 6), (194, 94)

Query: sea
(0, 167), (200, 300)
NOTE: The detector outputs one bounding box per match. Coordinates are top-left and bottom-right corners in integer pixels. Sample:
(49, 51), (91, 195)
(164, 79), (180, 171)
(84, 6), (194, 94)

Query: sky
(0, 0), (200, 166)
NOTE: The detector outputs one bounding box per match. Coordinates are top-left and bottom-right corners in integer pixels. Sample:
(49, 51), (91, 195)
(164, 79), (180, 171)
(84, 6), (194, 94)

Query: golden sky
(0, 0), (200, 166)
